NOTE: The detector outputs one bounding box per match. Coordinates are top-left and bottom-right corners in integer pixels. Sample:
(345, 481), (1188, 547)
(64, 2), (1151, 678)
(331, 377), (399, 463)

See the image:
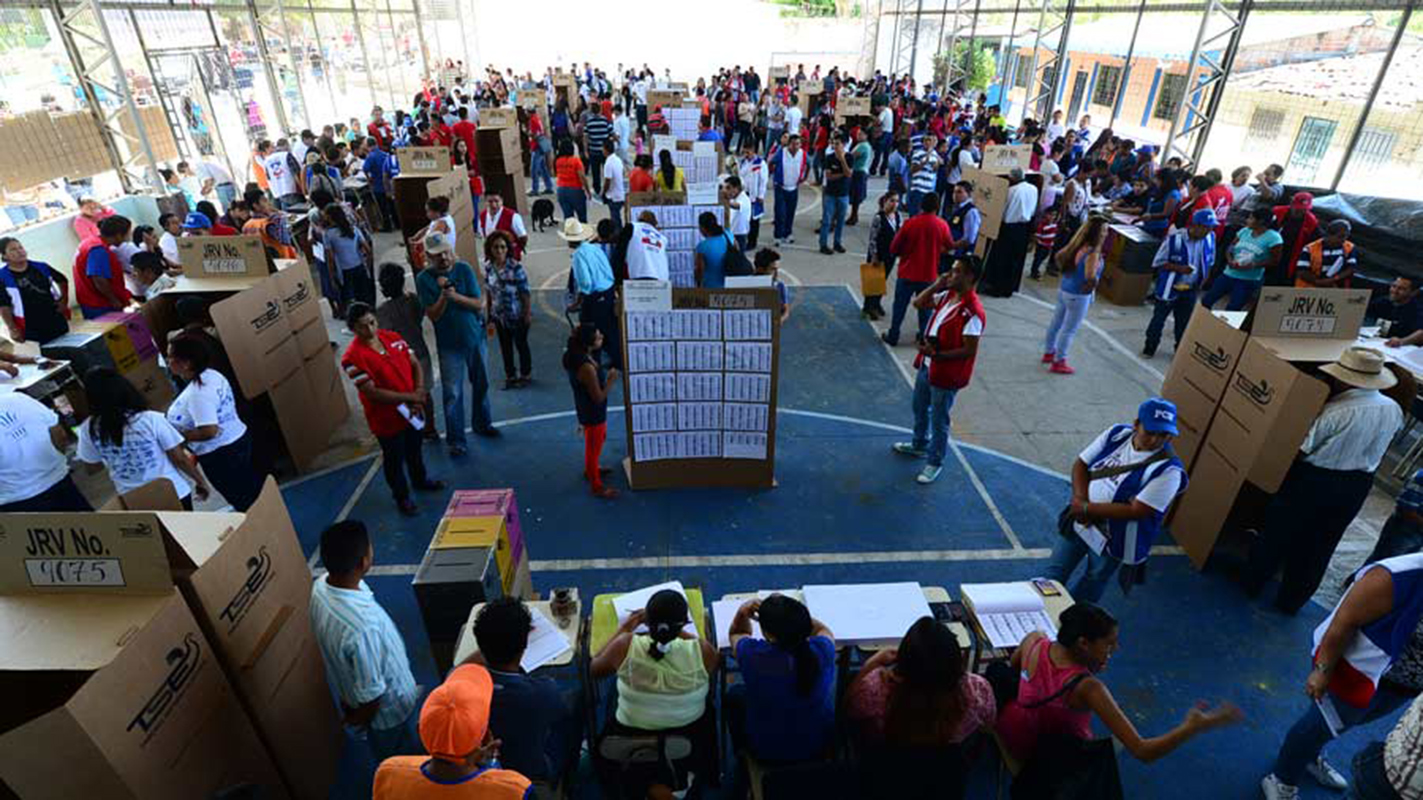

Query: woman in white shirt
(0, 389), (90, 511)
(77, 367), (209, 509)
(166, 335), (265, 511)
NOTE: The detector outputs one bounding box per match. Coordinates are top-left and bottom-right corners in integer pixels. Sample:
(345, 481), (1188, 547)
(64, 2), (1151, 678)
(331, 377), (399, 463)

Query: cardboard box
(834, 96), (871, 123)
(480, 107), (517, 129)
(647, 89), (685, 111)
(981, 144), (1032, 173)
(0, 511), (287, 800)
(475, 127), (523, 174)
(174, 235), (271, 292)
(1245, 286), (1370, 362)
(798, 78), (825, 96)
(1163, 307), (1250, 404)
(1212, 338), (1330, 492)
(1096, 261), (1152, 307)
(397, 146), (453, 176)
(962, 166), (1008, 240)
(161, 480), (341, 800)
(1169, 438), (1248, 567)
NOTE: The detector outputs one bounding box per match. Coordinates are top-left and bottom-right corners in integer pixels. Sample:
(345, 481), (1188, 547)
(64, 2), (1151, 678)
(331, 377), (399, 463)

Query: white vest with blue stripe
(1085, 424), (1188, 565)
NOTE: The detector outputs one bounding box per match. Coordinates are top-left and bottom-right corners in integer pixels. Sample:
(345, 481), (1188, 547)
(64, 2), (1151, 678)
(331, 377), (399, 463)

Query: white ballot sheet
(626, 312), (675, 341)
(629, 373), (676, 403)
(723, 432), (768, 459)
(723, 309), (773, 341)
(725, 373), (771, 402)
(673, 310), (722, 340)
(725, 342), (773, 372)
(678, 402), (722, 431)
(803, 582), (931, 646)
(723, 403), (769, 432)
(677, 431), (722, 458)
(677, 341), (724, 370)
(628, 342), (676, 372)
(613, 581), (696, 636)
(677, 372), (722, 401)
(520, 608), (574, 671)
(631, 403), (677, 432)
(634, 432), (677, 461)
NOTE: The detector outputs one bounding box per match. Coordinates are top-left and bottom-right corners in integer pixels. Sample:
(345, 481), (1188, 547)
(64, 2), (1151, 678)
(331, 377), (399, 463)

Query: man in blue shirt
(415, 231), (498, 458)
(562, 218), (621, 369)
(362, 137), (399, 232)
(465, 598), (582, 786)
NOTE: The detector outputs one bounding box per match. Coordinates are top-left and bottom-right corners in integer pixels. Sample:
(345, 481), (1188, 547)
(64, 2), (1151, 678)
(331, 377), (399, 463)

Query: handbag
(860, 262), (887, 296)
(723, 233), (754, 277)
(1012, 734), (1123, 800)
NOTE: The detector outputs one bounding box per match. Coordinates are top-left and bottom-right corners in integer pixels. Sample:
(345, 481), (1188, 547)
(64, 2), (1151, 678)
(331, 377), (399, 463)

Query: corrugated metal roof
(1009, 13), (1378, 61)
(1226, 45), (1423, 111)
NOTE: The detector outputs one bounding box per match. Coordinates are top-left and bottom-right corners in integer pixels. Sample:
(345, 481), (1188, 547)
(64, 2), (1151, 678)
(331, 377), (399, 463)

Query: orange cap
(418, 664), (494, 760)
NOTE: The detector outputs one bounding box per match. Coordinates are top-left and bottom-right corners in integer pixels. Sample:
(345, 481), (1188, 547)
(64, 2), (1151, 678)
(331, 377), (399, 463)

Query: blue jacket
(1084, 424), (1187, 565)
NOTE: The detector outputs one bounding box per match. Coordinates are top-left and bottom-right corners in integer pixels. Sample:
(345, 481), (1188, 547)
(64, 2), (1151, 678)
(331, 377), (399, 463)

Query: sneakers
(1041, 352), (1055, 364)
(1050, 359), (1076, 375)
(916, 465), (943, 484)
(1260, 774), (1299, 800)
(785, 236), (796, 244)
(892, 442), (927, 458)
(833, 243), (846, 253)
(1142, 345), (1157, 358)
(1306, 757), (1348, 791)
(881, 332), (900, 347)
(819, 246), (834, 255)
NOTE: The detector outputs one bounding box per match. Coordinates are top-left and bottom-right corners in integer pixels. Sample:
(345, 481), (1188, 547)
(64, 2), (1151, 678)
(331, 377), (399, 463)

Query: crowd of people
(4, 54), (1423, 800)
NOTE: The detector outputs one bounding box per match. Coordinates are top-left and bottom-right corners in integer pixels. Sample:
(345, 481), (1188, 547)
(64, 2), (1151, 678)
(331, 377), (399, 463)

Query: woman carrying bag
(862, 191), (903, 320)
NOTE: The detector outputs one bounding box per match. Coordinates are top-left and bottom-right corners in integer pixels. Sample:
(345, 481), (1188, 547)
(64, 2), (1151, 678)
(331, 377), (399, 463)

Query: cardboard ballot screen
(0, 511), (174, 596)
(398, 146), (452, 175)
(1246, 287), (1370, 362)
(481, 107), (517, 128)
(962, 166), (1009, 240)
(175, 235), (269, 290)
(981, 144), (1032, 173)
(835, 96), (871, 121)
(1213, 338), (1330, 492)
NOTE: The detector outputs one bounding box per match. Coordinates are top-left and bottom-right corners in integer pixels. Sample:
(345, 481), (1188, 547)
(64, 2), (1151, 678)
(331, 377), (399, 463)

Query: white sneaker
(1306, 757), (1348, 791)
(785, 236), (796, 244)
(1261, 774), (1299, 800)
(916, 465), (943, 484)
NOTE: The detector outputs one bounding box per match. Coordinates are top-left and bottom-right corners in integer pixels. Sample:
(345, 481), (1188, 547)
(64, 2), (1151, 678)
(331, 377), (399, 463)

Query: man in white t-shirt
(264, 138), (305, 210)
(601, 140), (627, 233)
(785, 101), (804, 139)
(625, 212), (669, 281)
(724, 176), (752, 251)
(0, 387), (90, 511)
(1046, 109), (1067, 143)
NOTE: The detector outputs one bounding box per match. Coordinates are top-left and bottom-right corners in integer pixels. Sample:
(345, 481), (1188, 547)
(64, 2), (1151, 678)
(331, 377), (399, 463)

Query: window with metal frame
(1092, 65), (1122, 107)
(1014, 56), (1032, 89)
(1244, 107), (1285, 148)
(1152, 73), (1188, 121)
(1353, 127), (1397, 172)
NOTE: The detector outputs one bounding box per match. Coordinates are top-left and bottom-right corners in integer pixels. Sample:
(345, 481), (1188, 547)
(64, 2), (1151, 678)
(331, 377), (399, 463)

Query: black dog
(531, 198), (557, 232)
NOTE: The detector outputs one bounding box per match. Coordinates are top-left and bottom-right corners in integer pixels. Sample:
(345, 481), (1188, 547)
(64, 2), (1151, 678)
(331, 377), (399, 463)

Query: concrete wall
(7, 194), (162, 286)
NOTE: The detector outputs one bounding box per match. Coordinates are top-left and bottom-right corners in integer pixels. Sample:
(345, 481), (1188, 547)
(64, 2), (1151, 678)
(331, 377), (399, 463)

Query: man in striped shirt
(582, 106), (613, 196)
(310, 520), (423, 761)
(906, 132), (940, 216)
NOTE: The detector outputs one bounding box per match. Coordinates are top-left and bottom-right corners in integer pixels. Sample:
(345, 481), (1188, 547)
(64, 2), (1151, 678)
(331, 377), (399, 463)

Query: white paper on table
(723, 432), (768, 459)
(725, 342), (773, 372)
(520, 608), (574, 671)
(1074, 522), (1108, 555)
(723, 403), (768, 432)
(712, 598), (760, 649)
(723, 309), (772, 341)
(961, 582), (1056, 648)
(629, 373), (676, 403)
(631, 403), (677, 432)
(802, 582), (930, 645)
(725, 373), (771, 402)
(613, 580), (696, 636)
(677, 372), (722, 401)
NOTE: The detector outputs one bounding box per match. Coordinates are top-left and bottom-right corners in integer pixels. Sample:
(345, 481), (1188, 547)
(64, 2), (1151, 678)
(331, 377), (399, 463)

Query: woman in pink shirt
(997, 603), (1241, 764)
(72, 198), (114, 241)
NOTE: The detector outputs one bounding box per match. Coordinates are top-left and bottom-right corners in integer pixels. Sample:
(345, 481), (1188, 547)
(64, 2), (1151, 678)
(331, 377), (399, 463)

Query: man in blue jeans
(1043, 398), (1188, 602)
(771, 134), (806, 244)
(817, 135), (851, 255)
(891, 259), (984, 484)
(414, 232), (499, 458)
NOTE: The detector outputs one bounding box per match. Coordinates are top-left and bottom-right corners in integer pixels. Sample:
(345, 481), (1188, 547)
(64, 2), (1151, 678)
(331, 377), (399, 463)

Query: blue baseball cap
(1190, 209), (1217, 227)
(182, 212), (213, 230)
(1138, 397), (1179, 435)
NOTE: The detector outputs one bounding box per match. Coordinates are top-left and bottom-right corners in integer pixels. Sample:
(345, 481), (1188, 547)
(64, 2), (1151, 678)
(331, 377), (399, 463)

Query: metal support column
(451, 0), (472, 77)
(246, 0), (292, 134)
(996, 0), (1022, 96)
(857, 0), (883, 79)
(306, 0), (342, 122)
(1331, 0), (1412, 191)
(1022, 0), (1074, 125)
(1109, 0), (1147, 129)
(889, 0), (926, 82)
(1162, 0), (1251, 170)
(409, 0), (433, 79)
(939, 0), (976, 92)
(50, 0), (165, 193)
(350, 0), (380, 111)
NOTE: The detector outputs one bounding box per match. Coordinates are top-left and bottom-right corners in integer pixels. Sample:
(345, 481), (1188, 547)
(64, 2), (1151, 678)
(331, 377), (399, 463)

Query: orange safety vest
(373, 757), (532, 799)
(243, 217), (297, 260)
(1294, 239), (1355, 288)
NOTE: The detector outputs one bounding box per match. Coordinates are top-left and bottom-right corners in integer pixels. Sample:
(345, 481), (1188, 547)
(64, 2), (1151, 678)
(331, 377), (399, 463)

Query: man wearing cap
(1295, 219), (1357, 289)
(374, 663), (533, 799)
(416, 231), (500, 459)
(1271, 191), (1319, 286)
(1043, 398), (1189, 603)
(1143, 209), (1215, 358)
(1245, 347), (1405, 615)
(561, 218), (621, 369)
(181, 211), (213, 238)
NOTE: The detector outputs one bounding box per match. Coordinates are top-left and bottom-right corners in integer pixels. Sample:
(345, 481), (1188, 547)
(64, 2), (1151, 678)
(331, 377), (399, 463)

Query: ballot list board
(621, 287), (781, 489)
(628, 193), (726, 289)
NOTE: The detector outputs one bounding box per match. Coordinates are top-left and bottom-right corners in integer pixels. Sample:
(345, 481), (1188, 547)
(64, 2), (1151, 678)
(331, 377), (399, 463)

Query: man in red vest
(892, 256), (985, 484)
(476, 194), (529, 261)
(73, 214), (132, 319)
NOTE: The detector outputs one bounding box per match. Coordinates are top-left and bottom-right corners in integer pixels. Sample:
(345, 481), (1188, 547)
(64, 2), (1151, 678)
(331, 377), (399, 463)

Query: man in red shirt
(341, 302), (445, 515)
(451, 107), (477, 158)
(883, 192), (954, 346)
(367, 106), (394, 151)
(1203, 168), (1233, 239)
(892, 257), (985, 484)
(73, 214), (132, 319)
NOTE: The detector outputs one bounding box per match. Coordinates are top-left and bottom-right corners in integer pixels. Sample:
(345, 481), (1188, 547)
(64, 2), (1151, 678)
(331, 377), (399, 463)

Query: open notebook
(961, 582), (1057, 649)
(612, 581), (698, 638)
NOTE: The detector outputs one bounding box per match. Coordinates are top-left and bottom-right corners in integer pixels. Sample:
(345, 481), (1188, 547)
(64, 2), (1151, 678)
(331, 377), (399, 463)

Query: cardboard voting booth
(981, 144), (1032, 172)
(1164, 289), (1373, 566)
(0, 507), (289, 800)
(834, 96), (871, 123)
(480, 107), (518, 129)
(397, 146), (452, 176)
(619, 286), (781, 490)
(393, 170), (479, 268)
(170, 234), (271, 293)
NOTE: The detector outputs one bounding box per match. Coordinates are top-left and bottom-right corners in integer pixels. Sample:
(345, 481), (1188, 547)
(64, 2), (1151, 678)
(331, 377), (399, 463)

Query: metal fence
(876, 0), (1423, 200)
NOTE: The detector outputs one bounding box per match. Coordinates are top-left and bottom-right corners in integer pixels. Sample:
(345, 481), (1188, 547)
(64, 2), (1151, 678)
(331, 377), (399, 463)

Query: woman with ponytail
(726, 594), (836, 767)
(847, 616), (995, 748)
(591, 588), (719, 798)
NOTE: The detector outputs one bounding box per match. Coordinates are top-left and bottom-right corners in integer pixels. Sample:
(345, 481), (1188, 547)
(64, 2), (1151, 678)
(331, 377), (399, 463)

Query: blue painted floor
(286, 288), (1384, 800)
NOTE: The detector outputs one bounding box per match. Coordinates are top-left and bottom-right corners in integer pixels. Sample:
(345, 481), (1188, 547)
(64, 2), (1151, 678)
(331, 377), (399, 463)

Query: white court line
(280, 450), (377, 490)
(307, 458), (383, 569)
(1013, 291), (1166, 383)
(363, 544), (1185, 576)
(845, 284), (1026, 552)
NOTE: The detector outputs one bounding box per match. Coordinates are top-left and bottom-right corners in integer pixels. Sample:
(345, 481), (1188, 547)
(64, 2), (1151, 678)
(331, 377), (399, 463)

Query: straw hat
(1320, 347), (1397, 391)
(557, 218), (595, 242)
